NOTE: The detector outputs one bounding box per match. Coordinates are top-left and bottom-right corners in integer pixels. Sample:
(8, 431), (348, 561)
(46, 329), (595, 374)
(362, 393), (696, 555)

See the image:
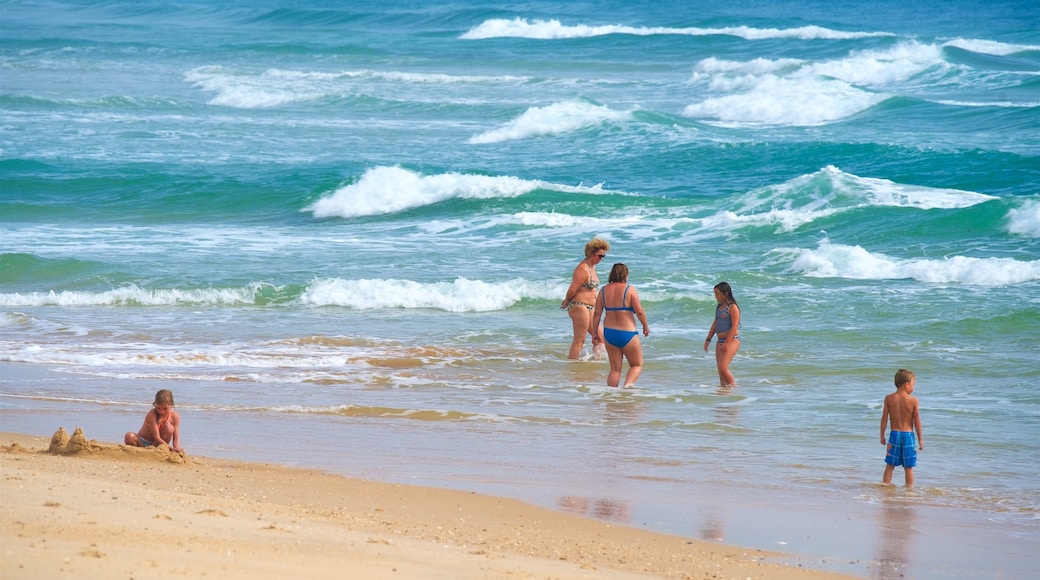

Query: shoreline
(2, 360), (1037, 579)
(1, 430), (859, 580)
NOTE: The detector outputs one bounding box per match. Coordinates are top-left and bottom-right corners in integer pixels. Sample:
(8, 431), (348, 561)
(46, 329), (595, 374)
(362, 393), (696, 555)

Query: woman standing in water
(561, 237), (610, 359)
(591, 263), (649, 387)
(704, 281), (741, 387)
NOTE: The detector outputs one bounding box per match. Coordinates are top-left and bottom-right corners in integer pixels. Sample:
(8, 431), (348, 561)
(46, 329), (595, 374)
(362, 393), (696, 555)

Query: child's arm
(724, 304), (740, 339)
(142, 411), (163, 444)
(880, 398), (890, 444)
(913, 398), (923, 450)
(704, 318), (718, 352)
(168, 411), (182, 452)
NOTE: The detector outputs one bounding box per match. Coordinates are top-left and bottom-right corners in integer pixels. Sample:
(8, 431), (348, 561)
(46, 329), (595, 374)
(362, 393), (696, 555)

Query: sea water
(1, 1), (1038, 578)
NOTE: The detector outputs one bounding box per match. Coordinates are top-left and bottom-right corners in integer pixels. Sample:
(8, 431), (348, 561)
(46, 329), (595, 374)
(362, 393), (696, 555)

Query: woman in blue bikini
(591, 263), (649, 388)
(704, 281), (741, 387)
(561, 237), (610, 359)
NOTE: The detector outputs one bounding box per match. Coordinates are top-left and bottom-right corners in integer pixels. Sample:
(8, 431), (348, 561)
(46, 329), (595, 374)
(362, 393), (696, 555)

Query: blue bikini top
(601, 284), (634, 312)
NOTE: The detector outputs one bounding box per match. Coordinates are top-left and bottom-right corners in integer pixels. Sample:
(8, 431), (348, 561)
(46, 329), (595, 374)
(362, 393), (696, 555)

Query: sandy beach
(0, 430), (861, 580)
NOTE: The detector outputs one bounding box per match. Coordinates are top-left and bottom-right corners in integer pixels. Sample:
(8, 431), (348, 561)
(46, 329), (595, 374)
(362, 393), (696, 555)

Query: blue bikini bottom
(603, 327), (638, 348)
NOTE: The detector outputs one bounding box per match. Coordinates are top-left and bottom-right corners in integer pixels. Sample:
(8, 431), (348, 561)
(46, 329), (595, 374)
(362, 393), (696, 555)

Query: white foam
(778, 240), (1040, 285)
(1007, 200), (1040, 238)
(700, 207), (842, 234)
(684, 75), (885, 126)
(830, 42), (943, 83)
(469, 100), (632, 144)
(684, 42), (946, 126)
(943, 38), (1040, 56)
(185, 66), (529, 109)
(935, 99), (1040, 108)
(265, 68), (529, 84)
(299, 276), (561, 312)
(694, 56), (806, 76)
(513, 211), (584, 228)
(305, 166), (615, 219)
(0, 284), (269, 307)
(0, 343), (379, 371)
(461, 18), (892, 41)
(716, 166), (996, 233)
(185, 66), (323, 108)
(810, 166), (996, 210)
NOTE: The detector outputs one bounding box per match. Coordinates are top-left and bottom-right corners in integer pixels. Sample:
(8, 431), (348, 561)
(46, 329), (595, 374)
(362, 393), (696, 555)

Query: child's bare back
(882, 390), (919, 433)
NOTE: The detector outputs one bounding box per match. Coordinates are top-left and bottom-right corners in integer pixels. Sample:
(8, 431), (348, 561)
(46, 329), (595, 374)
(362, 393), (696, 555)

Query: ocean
(1, 1), (1038, 578)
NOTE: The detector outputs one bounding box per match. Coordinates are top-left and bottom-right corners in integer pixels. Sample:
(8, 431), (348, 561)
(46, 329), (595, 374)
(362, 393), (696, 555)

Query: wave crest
(684, 42), (946, 126)
(716, 166), (996, 233)
(461, 18), (892, 41)
(469, 100), (632, 144)
(1007, 200), (1040, 238)
(777, 240), (1040, 286)
(305, 166), (614, 219)
(0, 283), (276, 307)
(300, 276), (560, 312)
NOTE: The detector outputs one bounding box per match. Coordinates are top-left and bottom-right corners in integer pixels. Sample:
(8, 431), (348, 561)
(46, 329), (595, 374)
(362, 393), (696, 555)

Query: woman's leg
(621, 337), (643, 387)
(715, 338), (740, 386)
(606, 345), (624, 387)
(567, 305), (591, 359)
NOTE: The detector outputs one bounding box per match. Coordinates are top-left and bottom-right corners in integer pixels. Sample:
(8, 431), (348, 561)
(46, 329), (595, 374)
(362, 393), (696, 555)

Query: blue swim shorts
(885, 431), (917, 468)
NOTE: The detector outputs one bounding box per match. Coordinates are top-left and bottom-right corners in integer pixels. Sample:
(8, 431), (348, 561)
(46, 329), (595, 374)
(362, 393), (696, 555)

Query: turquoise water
(2, 1), (1038, 578)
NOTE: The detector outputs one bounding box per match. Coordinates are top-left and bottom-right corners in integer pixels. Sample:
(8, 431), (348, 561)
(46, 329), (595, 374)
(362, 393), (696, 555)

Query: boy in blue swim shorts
(880, 369), (924, 486)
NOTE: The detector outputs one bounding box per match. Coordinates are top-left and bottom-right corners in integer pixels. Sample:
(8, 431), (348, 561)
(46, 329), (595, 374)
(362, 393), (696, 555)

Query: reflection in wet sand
(558, 496), (631, 523)
(602, 396), (643, 425)
(713, 384), (740, 426)
(700, 515), (725, 541)
(873, 494), (916, 580)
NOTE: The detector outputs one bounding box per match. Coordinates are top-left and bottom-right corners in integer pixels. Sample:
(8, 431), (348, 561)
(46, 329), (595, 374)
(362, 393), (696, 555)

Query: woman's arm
(591, 290), (604, 343)
(630, 288), (649, 336)
(561, 263), (585, 308)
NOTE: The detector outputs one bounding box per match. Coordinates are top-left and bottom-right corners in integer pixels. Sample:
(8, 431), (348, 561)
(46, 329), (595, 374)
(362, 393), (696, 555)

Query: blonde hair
(153, 389), (175, 407)
(584, 237), (610, 258)
(894, 369), (915, 388)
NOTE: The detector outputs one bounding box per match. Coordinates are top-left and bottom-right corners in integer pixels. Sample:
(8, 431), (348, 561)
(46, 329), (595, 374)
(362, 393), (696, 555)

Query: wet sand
(0, 430), (859, 579)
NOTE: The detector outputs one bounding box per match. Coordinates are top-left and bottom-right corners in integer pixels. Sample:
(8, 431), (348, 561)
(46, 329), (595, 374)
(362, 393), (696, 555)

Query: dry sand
(1, 429), (860, 579)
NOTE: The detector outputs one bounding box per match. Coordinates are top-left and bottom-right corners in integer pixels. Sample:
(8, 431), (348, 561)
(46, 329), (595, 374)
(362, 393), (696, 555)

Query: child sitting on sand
(125, 389), (182, 452)
(880, 369), (923, 486)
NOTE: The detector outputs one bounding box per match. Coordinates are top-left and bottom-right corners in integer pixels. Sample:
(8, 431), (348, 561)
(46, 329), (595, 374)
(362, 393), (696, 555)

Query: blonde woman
(561, 237), (610, 359)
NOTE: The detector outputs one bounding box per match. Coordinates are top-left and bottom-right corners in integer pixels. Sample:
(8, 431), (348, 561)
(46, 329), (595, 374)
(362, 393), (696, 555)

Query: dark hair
(714, 281), (736, 305)
(608, 263), (629, 283)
